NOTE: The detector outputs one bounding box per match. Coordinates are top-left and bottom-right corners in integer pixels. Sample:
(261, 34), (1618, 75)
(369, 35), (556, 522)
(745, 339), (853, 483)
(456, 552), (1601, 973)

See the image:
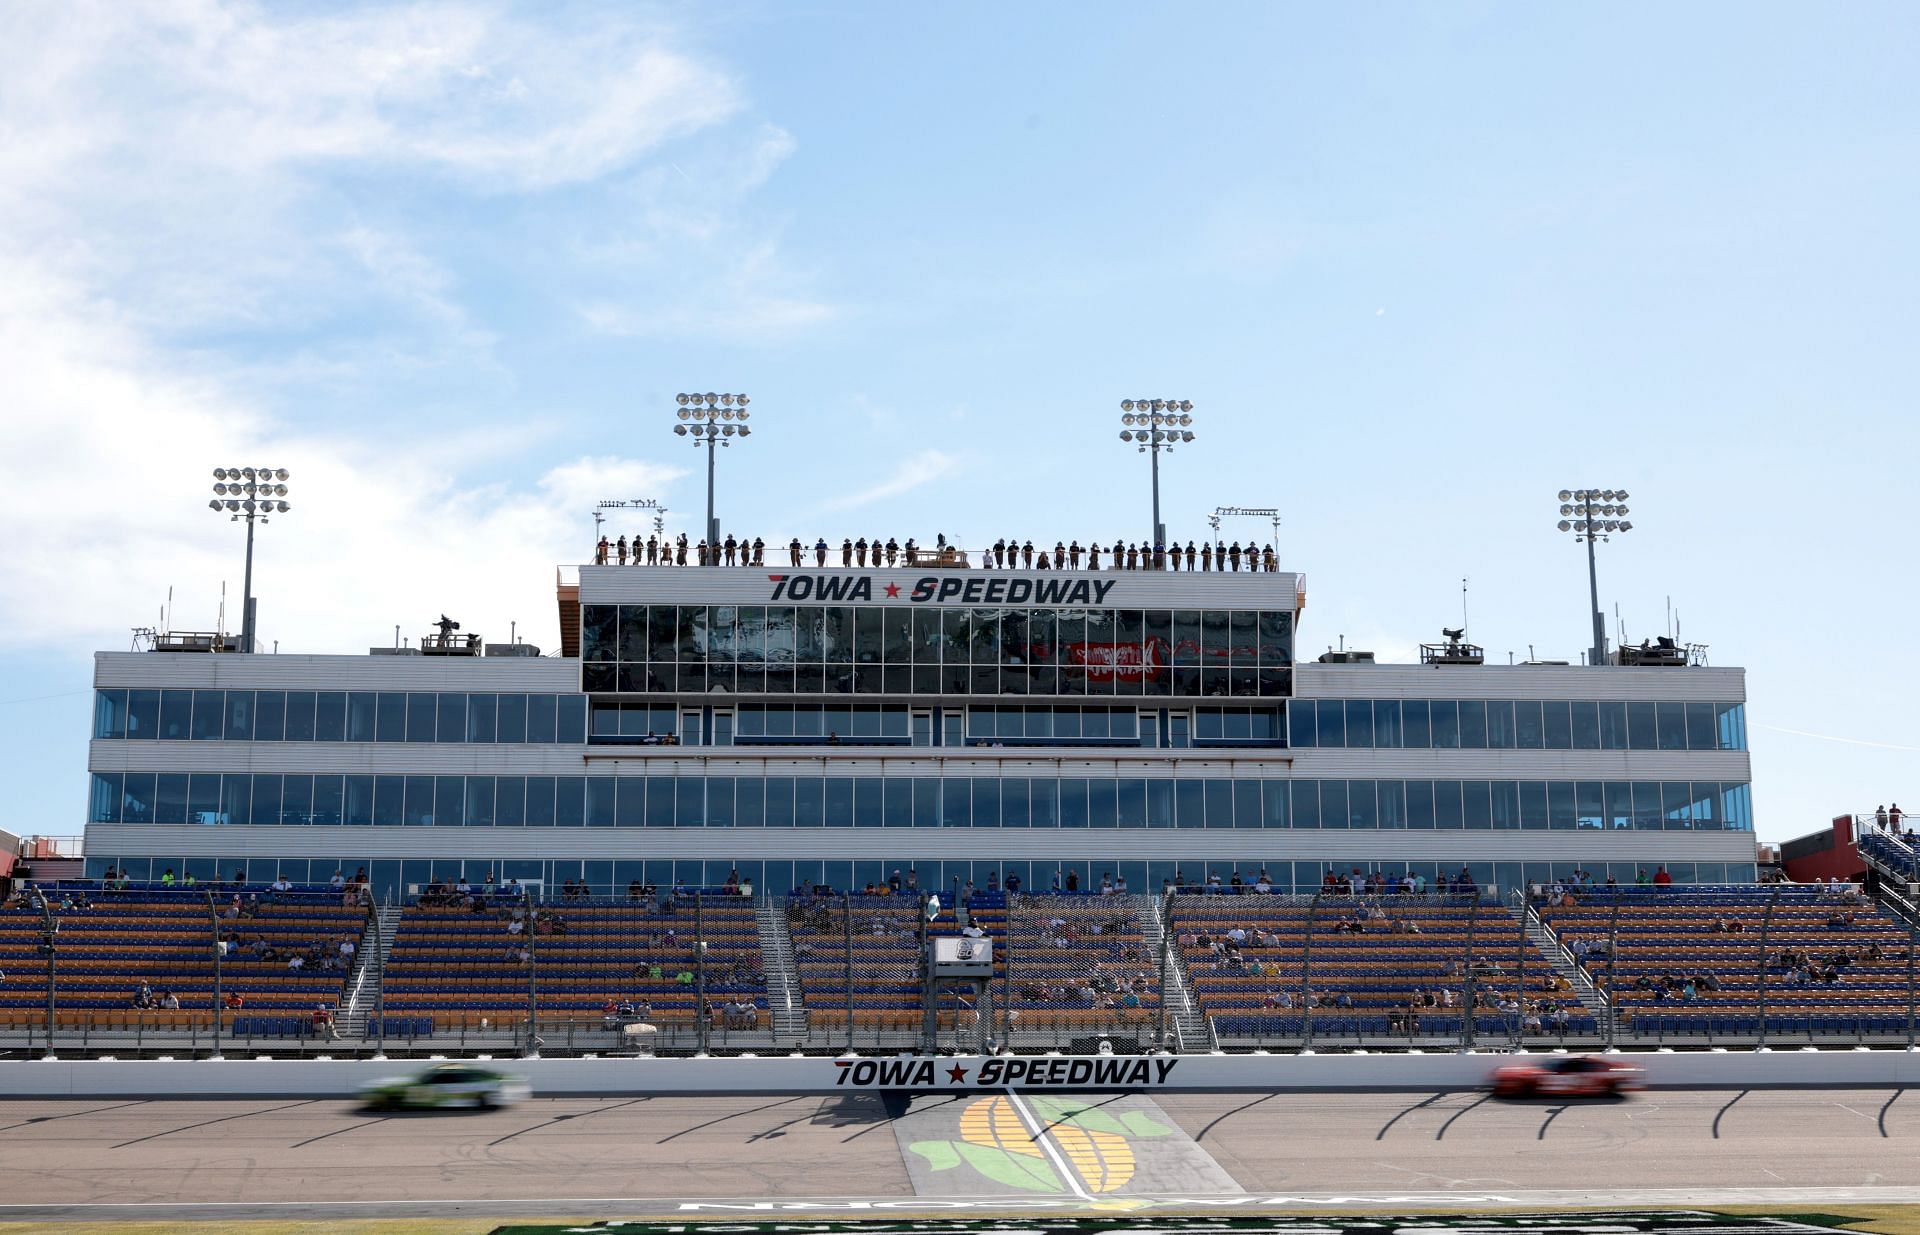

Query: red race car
(1488, 1054), (1643, 1098)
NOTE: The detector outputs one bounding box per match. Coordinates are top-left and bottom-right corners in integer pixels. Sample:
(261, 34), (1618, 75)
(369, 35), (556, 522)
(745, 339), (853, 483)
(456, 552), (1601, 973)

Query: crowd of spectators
(593, 531), (1285, 573)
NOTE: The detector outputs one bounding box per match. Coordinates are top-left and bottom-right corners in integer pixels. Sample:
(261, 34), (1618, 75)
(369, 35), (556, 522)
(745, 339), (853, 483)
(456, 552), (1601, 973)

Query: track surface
(4, 1088), (1920, 1220)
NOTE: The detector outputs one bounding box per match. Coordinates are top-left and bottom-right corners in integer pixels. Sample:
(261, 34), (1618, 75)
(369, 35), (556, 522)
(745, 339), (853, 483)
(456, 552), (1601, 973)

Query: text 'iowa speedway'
(832, 1056), (1179, 1089)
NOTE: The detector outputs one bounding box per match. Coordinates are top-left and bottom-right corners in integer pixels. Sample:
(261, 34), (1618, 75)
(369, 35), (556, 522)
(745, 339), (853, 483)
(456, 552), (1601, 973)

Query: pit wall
(6, 1049), (1920, 1098)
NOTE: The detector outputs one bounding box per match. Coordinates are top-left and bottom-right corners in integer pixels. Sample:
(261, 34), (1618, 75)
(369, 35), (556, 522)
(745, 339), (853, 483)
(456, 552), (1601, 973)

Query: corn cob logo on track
(908, 1094), (1173, 1194)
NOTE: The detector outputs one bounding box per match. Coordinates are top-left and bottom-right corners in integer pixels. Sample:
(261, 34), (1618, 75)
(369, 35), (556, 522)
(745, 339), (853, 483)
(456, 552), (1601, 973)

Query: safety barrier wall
(5, 1048), (1920, 1098)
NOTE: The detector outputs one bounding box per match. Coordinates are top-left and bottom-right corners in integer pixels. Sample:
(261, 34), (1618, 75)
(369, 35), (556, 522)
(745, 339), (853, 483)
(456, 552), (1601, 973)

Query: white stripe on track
(1002, 1088), (1094, 1202)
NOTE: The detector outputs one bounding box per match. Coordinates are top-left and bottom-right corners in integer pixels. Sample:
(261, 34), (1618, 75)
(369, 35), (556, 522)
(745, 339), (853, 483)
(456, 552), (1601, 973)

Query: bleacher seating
(380, 890), (766, 1031)
(1861, 831), (1920, 881)
(1171, 890), (1590, 1040)
(1541, 883), (1915, 1036)
(1003, 893), (1158, 1028)
(787, 891), (1009, 1027)
(0, 884), (363, 1025)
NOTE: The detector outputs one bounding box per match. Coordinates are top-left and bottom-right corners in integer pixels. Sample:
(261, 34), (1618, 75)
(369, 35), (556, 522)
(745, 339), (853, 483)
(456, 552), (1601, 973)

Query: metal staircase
(1139, 896), (1216, 1052)
(341, 904), (402, 1038)
(1512, 900), (1613, 1026)
(754, 896), (809, 1040)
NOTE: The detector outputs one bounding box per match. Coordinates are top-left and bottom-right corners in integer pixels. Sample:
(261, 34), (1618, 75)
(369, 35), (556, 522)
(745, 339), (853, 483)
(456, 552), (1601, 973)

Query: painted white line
(1003, 1088), (1094, 1203)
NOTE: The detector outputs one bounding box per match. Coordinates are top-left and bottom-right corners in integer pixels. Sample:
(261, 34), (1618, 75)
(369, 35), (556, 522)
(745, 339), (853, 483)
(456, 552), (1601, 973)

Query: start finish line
(489, 1213), (1854, 1235)
(835, 1057), (1180, 1090)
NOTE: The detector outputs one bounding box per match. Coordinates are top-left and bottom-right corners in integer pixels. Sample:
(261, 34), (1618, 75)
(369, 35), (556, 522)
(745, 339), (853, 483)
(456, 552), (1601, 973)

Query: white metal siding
(94, 652), (578, 692)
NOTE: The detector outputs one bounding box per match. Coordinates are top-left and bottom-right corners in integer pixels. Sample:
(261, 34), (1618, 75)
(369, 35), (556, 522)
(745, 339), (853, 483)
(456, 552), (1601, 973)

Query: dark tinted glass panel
(406, 693), (436, 742)
(284, 691), (316, 742)
(373, 775), (404, 826)
(347, 692), (377, 741)
(1568, 701), (1599, 749)
(1429, 701), (1459, 748)
(226, 691), (256, 741)
(160, 690), (192, 740)
(466, 693), (497, 743)
(1512, 700), (1541, 749)
(314, 692), (346, 742)
(1626, 702), (1657, 750)
(1345, 700), (1374, 747)
(557, 695), (586, 744)
(526, 694), (557, 743)
(1402, 700), (1430, 748)
(188, 690), (223, 740)
(1541, 701), (1571, 749)
(585, 777), (616, 827)
(1656, 702), (1688, 750)
(524, 777), (556, 826)
(435, 693), (467, 743)
(1484, 700), (1514, 749)
(1686, 702), (1717, 751)
(127, 689), (160, 739)
(344, 775), (374, 825)
(1457, 701), (1487, 749)
(555, 777), (585, 826)
(496, 694), (527, 743)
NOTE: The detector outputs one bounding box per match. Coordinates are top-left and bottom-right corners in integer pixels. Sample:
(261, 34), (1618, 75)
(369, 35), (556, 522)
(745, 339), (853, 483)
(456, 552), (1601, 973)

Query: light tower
(673, 393), (751, 559)
(207, 466), (291, 652)
(1556, 488), (1633, 667)
(1118, 398), (1195, 548)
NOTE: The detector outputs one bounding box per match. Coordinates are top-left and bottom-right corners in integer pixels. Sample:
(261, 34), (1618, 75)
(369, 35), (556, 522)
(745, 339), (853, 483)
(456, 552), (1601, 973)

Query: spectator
(329, 870), (345, 890)
(1652, 866), (1673, 888)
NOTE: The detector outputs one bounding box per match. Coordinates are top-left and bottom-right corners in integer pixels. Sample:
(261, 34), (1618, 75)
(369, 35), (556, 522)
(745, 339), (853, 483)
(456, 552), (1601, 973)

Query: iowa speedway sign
(834, 1057), (1180, 1090)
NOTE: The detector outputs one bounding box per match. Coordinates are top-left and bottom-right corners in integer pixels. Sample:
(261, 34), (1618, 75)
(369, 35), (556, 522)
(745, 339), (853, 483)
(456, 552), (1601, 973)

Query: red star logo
(947, 1064), (968, 1083)
(767, 574), (787, 582)
(884, 582), (902, 598)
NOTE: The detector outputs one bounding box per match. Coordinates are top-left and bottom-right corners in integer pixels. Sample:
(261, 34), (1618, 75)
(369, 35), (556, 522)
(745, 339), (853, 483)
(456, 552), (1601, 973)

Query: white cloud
(819, 450), (965, 512)
(0, 254), (685, 656)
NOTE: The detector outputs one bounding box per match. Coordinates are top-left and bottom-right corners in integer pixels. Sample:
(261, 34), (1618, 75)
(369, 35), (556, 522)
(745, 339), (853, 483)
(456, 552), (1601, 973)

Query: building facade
(81, 563), (1755, 898)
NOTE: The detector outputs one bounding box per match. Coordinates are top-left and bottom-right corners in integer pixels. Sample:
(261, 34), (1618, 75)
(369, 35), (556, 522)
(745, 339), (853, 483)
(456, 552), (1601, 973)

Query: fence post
(1460, 890), (1481, 1050)
(523, 887), (539, 1057)
(1605, 887), (1622, 1048)
(32, 890), (57, 1059)
(1756, 882), (1782, 1048)
(1511, 890), (1526, 1047)
(695, 891), (710, 1056)
(205, 890), (223, 1058)
(1298, 890), (1323, 1051)
(374, 889), (391, 1053)
(1157, 889), (1172, 1052)
(1907, 920), (1916, 1049)
(843, 892), (855, 1053)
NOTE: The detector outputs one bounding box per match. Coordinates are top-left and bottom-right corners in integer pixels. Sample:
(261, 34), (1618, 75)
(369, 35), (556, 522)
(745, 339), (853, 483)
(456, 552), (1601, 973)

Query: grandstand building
(80, 559), (1755, 900)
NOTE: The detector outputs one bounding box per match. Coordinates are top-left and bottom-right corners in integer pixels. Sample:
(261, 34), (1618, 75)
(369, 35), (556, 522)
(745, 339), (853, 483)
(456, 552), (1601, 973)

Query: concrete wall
(5, 1048), (1920, 1099)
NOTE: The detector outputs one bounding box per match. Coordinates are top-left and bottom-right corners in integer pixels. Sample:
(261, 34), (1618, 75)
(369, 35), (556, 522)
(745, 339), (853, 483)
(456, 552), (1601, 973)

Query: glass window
(121, 772), (155, 823)
(1685, 702), (1717, 751)
(1088, 778), (1117, 827)
(186, 690), (224, 740)
(346, 692), (376, 742)
(1541, 700), (1571, 749)
(312, 776), (343, 825)
(1433, 780), (1463, 829)
(582, 605), (618, 662)
(1402, 700), (1431, 748)
(159, 690), (192, 740)
(155, 773), (189, 824)
(466, 777), (497, 827)
(220, 690), (254, 742)
(1490, 780), (1518, 830)
(403, 775), (435, 826)
(737, 777), (764, 827)
(406, 693), (436, 742)
(1716, 703), (1746, 752)
(127, 688), (160, 739)
(94, 690), (128, 739)
(854, 778), (882, 827)
(1428, 700), (1459, 748)
(494, 775), (524, 827)
(1575, 781), (1605, 829)
(90, 773), (120, 822)
(972, 776), (1001, 827)
(708, 777), (736, 827)
(1344, 699), (1373, 748)
(250, 774), (281, 825)
(1547, 782), (1576, 830)
(1176, 780), (1206, 828)
(497, 694), (527, 743)
(555, 777), (585, 827)
(467, 693), (498, 744)
(646, 774), (675, 827)
(436, 693), (467, 743)
(1233, 780), (1263, 829)
(1348, 779), (1378, 828)
(1003, 777), (1032, 828)
(1060, 779), (1089, 828)
(1512, 700), (1542, 749)
(1598, 701), (1629, 750)
(369, 692), (402, 742)
(1116, 778), (1146, 828)
(1460, 780), (1492, 829)
(1604, 782), (1633, 830)
(765, 777), (795, 827)
(1656, 702), (1688, 751)
(527, 694), (558, 743)
(314, 692), (346, 742)
(1316, 699), (1345, 748)
(433, 776), (462, 826)
(1483, 700), (1513, 749)
(1457, 700), (1487, 749)
(616, 778), (646, 827)
(1290, 780), (1320, 830)
(1569, 701), (1599, 750)
(794, 777), (825, 827)
(557, 695), (586, 744)
(1626, 702), (1658, 751)
(373, 775), (404, 826)
(1518, 781), (1548, 829)
(1286, 701), (1314, 747)
(344, 775), (375, 826)
(1369, 699), (1401, 748)
(585, 777), (616, 827)
(284, 691), (316, 742)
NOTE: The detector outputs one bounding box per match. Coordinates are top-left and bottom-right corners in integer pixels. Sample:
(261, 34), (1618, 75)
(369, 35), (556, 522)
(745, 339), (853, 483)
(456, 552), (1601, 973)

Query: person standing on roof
(814, 537), (828, 566)
(789, 537), (803, 566)
(595, 536), (609, 564)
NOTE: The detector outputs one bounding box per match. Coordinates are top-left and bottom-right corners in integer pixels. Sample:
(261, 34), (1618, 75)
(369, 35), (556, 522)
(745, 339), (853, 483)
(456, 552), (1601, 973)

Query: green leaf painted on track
(1118, 1108), (1175, 1138)
(908, 1139), (963, 1173)
(1024, 1096), (1173, 1140)
(952, 1140), (1067, 1192)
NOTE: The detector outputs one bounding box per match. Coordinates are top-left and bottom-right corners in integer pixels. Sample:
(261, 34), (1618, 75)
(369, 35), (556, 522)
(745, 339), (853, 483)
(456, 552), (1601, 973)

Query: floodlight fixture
(1555, 486), (1639, 668)
(206, 462), (293, 653)
(1117, 397), (1197, 548)
(672, 392), (756, 559)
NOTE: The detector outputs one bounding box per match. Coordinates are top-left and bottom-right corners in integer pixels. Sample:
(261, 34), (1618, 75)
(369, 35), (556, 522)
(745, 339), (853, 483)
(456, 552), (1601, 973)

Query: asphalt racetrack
(6, 1087), (1920, 1221)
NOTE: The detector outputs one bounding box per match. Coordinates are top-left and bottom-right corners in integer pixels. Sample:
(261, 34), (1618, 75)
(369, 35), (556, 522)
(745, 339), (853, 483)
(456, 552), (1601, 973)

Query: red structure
(1780, 814), (1867, 884)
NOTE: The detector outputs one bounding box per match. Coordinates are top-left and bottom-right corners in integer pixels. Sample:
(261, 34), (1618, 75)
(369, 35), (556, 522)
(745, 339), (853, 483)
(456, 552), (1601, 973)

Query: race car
(1488, 1054), (1642, 1098)
(359, 1063), (531, 1111)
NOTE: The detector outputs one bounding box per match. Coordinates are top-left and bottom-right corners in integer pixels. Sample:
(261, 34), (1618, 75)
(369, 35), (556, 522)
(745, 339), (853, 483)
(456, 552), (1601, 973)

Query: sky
(1, 1), (1916, 844)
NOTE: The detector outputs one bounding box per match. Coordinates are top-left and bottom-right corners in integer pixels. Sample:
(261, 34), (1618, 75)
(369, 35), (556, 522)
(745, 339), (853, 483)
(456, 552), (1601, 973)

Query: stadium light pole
(208, 466), (292, 652)
(1555, 488), (1633, 667)
(673, 393), (751, 561)
(1119, 399), (1195, 549)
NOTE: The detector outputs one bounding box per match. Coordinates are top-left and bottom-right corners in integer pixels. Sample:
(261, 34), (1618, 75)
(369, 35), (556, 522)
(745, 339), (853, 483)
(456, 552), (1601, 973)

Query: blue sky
(2, 1), (1916, 842)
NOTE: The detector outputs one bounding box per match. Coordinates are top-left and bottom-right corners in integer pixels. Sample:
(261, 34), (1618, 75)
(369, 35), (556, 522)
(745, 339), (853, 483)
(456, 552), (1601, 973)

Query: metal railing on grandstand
(6, 876), (1920, 1057)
